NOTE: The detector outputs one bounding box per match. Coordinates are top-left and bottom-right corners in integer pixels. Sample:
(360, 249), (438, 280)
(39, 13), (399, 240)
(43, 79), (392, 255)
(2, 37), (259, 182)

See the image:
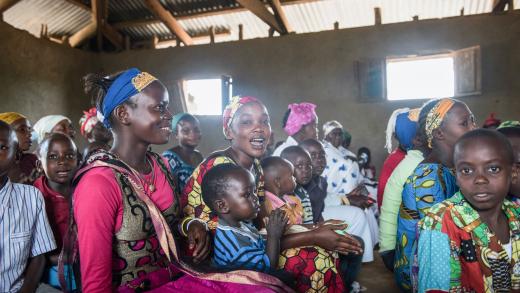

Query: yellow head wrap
(0, 112), (27, 125)
(425, 98), (456, 148)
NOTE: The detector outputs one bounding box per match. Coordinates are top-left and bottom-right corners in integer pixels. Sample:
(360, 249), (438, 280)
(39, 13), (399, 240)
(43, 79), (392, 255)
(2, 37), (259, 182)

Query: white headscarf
(33, 115), (71, 144)
(322, 120), (343, 137)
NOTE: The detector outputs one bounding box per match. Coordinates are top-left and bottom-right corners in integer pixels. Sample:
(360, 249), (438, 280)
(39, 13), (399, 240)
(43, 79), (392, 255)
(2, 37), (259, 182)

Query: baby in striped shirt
(201, 163), (288, 273)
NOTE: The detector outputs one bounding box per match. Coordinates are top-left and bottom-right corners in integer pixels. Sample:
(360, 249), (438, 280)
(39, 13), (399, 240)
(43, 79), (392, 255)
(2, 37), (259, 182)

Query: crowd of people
(0, 67), (519, 293)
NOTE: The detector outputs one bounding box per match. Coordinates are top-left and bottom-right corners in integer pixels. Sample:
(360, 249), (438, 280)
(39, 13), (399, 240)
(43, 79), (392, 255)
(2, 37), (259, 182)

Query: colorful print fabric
(395, 163), (458, 291)
(418, 192), (520, 293)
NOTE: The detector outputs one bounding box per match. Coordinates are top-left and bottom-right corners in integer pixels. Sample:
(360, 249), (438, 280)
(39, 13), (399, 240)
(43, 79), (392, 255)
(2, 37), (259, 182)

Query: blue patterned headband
(97, 68), (157, 128)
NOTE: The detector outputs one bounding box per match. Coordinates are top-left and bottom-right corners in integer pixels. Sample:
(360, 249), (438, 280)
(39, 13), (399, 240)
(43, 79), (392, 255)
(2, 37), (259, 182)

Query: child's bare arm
(19, 254), (46, 293)
(265, 209), (288, 269)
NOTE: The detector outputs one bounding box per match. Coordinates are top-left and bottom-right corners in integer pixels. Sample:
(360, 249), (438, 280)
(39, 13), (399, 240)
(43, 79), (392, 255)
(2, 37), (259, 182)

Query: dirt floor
(357, 251), (400, 292)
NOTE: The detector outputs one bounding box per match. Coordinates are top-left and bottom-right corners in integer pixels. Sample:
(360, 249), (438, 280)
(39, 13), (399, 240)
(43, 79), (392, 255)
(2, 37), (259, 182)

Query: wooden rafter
(0, 0), (19, 13)
(268, 0), (292, 34)
(144, 0), (193, 46)
(235, 0), (283, 33)
(67, 0), (124, 49)
(492, 0), (513, 12)
(113, 0), (318, 30)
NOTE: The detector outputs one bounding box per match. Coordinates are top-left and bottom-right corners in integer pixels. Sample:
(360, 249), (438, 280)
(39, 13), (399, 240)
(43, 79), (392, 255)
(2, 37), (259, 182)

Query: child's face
(224, 171), (260, 221)
(290, 152), (313, 186)
(506, 135), (520, 195)
(42, 139), (78, 185)
(0, 128), (17, 176)
(11, 118), (32, 151)
(176, 118), (201, 148)
(455, 138), (513, 211)
(303, 143), (326, 177)
(278, 164), (297, 195)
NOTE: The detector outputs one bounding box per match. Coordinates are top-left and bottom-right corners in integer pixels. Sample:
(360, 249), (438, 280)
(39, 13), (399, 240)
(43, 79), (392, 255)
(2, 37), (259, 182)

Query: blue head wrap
(395, 112), (417, 151)
(97, 68), (157, 128)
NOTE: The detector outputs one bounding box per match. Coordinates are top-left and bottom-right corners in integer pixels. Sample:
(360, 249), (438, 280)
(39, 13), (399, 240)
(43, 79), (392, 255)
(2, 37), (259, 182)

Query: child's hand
(266, 209), (288, 239)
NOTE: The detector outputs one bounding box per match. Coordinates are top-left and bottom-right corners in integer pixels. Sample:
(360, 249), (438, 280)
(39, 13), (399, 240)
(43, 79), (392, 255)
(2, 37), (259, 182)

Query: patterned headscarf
(283, 102), (317, 136)
(79, 107), (99, 137)
(0, 112), (27, 125)
(222, 96), (260, 136)
(497, 120), (520, 130)
(424, 98), (456, 149)
(322, 120), (343, 137)
(98, 68), (157, 128)
(33, 115), (71, 144)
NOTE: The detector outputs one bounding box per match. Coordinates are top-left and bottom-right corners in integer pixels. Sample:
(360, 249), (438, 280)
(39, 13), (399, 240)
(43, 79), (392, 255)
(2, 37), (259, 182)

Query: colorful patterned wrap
(417, 192), (520, 293)
(424, 98), (455, 149)
(394, 163), (458, 291)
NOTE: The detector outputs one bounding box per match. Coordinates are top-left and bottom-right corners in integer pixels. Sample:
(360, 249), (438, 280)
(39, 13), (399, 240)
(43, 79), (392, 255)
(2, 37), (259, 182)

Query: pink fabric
(149, 275), (277, 293)
(74, 157), (174, 293)
(376, 148), (406, 210)
(283, 103), (317, 136)
(264, 191), (302, 225)
(34, 176), (70, 252)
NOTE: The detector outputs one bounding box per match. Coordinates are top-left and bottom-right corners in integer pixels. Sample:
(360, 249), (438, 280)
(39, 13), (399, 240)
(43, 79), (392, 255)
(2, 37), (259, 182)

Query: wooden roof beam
(144, 0), (193, 46)
(492, 0), (513, 12)
(0, 0), (20, 13)
(268, 0), (292, 34)
(113, 0), (320, 30)
(236, 0), (283, 33)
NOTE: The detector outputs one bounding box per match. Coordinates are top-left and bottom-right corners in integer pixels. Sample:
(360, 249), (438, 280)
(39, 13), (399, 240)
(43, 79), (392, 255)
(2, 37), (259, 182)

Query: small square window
(386, 55), (455, 101)
(183, 79), (223, 115)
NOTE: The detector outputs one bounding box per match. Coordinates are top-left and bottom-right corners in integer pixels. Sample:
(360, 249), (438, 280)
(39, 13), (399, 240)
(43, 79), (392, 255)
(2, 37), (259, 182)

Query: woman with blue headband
(163, 113), (203, 194)
(66, 69), (287, 292)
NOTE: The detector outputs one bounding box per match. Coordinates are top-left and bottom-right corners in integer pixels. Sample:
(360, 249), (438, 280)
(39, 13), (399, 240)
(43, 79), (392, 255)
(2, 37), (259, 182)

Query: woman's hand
(187, 221), (211, 263)
(312, 223), (363, 255)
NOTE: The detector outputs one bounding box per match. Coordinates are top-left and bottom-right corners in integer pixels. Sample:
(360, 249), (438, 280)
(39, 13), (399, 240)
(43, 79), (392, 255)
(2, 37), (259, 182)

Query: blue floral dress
(162, 150), (196, 194)
(394, 163), (458, 292)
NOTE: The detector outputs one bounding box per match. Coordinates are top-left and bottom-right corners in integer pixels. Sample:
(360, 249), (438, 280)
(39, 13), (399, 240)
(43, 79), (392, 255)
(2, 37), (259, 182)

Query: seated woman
(70, 69), (287, 292)
(395, 98), (476, 291)
(78, 107), (112, 159)
(417, 129), (519, 292)
(272, 102), (318, 156)
(378, 108), (419, 211)
(321, 120), (379, 260)
(163, 113), (203, 194)
(357, 147), (377, 202)
(0, 112), (40, 184)
(183, 96), (362, 292)
(34, 133), (79, 290)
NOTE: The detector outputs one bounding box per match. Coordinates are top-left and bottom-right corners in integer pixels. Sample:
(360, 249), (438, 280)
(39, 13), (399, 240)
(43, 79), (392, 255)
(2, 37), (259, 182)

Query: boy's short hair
(261, 156), (292, 184)
(280, 145), (309, 162)
(299, 138), (323, 150)
(454, 128), (514, 165)
(201, 163), (248, 209)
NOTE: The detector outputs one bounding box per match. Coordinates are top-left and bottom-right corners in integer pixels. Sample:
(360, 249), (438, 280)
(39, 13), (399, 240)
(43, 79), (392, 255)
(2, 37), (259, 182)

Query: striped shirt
(0, 178), (56, 293)
(294, 185), (314, 224)
(213, 220), (270, 272)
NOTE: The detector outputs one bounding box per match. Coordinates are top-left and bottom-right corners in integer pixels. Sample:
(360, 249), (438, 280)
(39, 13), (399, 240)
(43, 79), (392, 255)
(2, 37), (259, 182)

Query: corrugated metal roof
(2, 0), (519, 48)
(3, 0), (91, 37)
